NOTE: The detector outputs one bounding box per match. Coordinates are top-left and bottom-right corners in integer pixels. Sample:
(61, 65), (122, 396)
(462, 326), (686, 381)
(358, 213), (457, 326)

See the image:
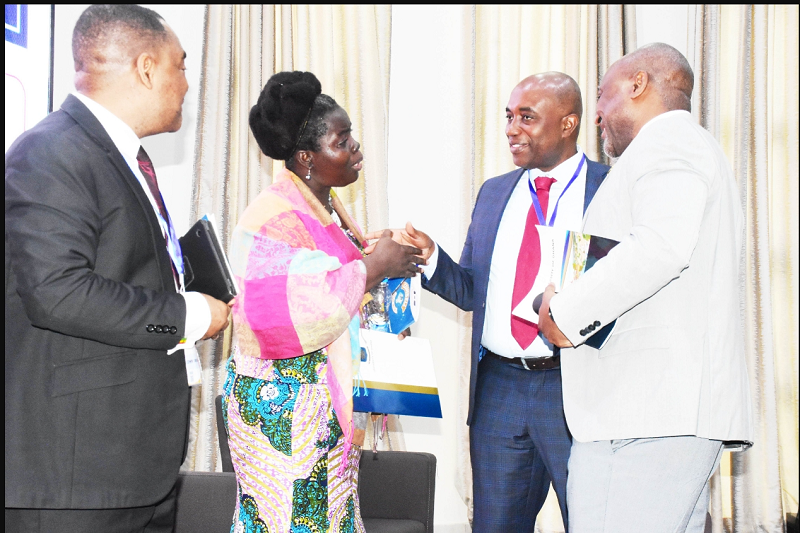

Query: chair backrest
(215, 394), (234, 472)
(174, 471), (237, 533)
(359, 450), (436, 532)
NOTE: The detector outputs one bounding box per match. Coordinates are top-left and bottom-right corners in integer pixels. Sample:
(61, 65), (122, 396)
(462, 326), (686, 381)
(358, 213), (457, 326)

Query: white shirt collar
(525, 146), (586, 189)
(72, 92), (141, 163)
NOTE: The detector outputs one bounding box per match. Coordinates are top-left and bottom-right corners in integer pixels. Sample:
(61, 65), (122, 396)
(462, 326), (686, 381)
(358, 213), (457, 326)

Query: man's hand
(364, 222), (434, 263)
(201, 294), (233, 340)
(361, 230), (423, 290)
(538, 284), (573, 348)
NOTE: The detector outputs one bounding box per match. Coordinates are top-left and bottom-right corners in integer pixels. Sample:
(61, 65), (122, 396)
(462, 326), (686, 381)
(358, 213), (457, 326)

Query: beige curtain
(181, 5), (798, 532)
(183, 4), (394, 472)
(457, 6), (637, 531)
(717, 5), (798, 532)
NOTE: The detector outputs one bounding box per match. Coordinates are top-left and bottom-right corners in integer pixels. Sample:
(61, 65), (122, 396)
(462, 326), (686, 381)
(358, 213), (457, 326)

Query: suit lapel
(473, 168), (525, 295)
(60, 95), (175, 291)
(582, 159), (610, 214)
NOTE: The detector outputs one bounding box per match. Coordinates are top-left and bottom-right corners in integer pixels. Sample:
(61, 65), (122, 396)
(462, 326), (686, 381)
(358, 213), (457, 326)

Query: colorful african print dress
(225, 168), (368, 533)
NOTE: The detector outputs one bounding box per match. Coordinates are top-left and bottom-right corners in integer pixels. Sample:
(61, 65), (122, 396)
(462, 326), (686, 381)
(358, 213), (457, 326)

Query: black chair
(358, 449), (436, 533)
(173, 395), (436, 533)
(174, 471), (237, 533)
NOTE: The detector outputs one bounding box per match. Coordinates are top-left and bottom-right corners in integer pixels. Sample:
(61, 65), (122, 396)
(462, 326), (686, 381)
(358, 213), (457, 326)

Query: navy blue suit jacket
(423, 159), (610, 425)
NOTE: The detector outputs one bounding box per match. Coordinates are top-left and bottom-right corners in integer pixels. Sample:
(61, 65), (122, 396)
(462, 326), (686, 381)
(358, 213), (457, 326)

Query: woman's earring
(305, 165), (312, 180)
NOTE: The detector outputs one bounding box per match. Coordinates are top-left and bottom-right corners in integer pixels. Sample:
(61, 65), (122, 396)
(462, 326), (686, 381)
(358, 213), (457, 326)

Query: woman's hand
(364, 222), (435, 263)
(361, 229), (424, 290)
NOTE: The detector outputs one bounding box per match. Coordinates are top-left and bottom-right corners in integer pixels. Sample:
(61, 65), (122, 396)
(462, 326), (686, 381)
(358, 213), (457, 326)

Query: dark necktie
(137, 147), (169, 223)
(137, 146), (180, 286)
(511, 175), (557, 349)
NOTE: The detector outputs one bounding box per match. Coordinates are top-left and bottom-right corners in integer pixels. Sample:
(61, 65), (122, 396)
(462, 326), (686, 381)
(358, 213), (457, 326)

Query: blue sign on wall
(6, 4), (28, 48)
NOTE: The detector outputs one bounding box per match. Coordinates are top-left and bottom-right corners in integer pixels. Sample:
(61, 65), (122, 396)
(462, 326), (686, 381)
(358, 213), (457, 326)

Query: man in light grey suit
(539, 43), (753, 532)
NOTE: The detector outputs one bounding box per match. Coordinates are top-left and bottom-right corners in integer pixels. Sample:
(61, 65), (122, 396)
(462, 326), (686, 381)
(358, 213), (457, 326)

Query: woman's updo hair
(249, 71), (340, 161)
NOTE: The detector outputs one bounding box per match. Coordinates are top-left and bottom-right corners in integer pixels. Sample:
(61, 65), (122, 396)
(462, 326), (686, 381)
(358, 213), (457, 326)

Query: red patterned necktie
(511, 175), (557, 349)
(137, 146), (179, 286)
(136, 147), (169, 223)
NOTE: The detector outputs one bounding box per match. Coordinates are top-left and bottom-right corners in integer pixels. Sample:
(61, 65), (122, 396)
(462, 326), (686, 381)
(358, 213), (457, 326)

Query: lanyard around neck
(155, 198), (185, 292)
(527, 153), (586, 227)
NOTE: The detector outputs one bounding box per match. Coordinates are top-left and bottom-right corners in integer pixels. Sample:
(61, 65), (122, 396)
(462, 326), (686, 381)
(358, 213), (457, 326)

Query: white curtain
(182, 4), (395, 473)
(182, 5), (799, 532)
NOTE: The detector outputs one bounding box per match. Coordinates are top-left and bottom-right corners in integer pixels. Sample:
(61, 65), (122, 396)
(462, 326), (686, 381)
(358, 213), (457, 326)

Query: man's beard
(602, 113), (635, 159)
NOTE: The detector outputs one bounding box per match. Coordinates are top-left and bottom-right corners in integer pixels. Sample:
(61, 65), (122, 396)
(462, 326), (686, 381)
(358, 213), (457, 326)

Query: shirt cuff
(167, 292), (211, 354)
(420, 242), (439, 279)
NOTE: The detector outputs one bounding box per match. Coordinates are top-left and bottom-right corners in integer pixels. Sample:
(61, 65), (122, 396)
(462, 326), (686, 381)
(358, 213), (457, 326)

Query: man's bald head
(506, 71), (583, 171)
(596, 43), (694, 158)
(616, 42), (694, 112)
(517, 72), (584, 136)
(72, 4), (168, 92)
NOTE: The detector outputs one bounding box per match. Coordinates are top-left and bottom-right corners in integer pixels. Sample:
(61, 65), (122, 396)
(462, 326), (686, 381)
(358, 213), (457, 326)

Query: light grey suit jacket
(550, 110), (753, 445)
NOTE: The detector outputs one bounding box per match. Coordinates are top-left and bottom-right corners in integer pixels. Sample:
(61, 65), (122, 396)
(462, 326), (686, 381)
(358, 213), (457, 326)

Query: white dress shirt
(424, 148), (588, 358)
(73, 92), (210, 351)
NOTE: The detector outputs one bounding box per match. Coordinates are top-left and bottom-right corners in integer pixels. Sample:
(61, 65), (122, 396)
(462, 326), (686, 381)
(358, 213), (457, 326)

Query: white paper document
(512, 226), (594, 323)
(511, 226), (619, 350)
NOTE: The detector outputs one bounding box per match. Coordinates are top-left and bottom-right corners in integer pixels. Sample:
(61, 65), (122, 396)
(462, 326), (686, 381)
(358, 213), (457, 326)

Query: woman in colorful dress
(224, 71), (423, 533)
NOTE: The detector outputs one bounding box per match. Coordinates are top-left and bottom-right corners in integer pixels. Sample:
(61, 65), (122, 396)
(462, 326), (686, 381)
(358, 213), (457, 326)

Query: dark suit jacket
(423, 159), (610, 425)
(5, 95), (190, 509)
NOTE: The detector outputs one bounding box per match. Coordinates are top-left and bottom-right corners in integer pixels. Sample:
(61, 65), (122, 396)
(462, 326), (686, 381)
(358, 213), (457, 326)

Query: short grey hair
(622, 42), (694, 112)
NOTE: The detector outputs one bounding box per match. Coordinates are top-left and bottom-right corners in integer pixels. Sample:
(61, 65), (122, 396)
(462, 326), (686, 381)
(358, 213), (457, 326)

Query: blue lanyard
(155, 195), (185, 279)
(527, 154), (586, 227)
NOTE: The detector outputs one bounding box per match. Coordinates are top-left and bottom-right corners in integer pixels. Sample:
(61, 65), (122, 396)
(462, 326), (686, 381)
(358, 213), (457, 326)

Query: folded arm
(548, 165), (709, 347)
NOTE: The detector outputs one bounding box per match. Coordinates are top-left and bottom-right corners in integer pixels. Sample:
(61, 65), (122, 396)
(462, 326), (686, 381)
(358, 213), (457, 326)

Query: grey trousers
(567, 436), (724, 533)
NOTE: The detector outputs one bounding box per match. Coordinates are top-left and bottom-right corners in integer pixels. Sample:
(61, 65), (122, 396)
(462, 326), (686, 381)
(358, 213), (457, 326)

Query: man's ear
(135, 52), (156, 90)
(630, 70), (649, 100)
(561, 114), (579, 138)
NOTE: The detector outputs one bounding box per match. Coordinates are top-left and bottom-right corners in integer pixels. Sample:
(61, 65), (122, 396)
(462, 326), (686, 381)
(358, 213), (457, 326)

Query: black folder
(581, 236), (617, 349)
(179, 217), (238, 303)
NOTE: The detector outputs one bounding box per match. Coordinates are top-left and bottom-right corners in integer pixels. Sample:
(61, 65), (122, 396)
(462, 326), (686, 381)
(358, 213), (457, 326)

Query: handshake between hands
(362, 222), (433, 339)
(362, 222), (434, 286)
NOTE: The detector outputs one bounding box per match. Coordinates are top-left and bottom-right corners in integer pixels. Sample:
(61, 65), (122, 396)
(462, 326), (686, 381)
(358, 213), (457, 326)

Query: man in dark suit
(373, 72), (609, 532)
(5, 5), (230, 532)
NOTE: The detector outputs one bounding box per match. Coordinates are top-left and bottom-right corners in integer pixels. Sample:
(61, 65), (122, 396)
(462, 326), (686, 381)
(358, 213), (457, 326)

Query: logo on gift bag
(391, 279), (410, 314)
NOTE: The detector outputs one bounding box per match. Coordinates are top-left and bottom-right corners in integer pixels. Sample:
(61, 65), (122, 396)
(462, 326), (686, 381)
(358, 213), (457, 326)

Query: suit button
(162, 326), (170, 334)
(146, 324), (155, 332)
(593, 320), (601, 327)
(588, 324), (596, 332)
(155, 325), (163, 333)
(169, 326), (177, 334)
(580, 329), (587, 336)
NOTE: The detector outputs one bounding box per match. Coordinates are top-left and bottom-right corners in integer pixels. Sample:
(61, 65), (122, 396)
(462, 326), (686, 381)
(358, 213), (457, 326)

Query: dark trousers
(470, 354), (572, 533)
(5, 484), (178, 533)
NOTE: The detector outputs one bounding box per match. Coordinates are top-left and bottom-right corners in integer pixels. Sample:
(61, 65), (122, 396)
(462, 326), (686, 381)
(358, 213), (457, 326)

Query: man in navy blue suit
(375, 72), (609, 532)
